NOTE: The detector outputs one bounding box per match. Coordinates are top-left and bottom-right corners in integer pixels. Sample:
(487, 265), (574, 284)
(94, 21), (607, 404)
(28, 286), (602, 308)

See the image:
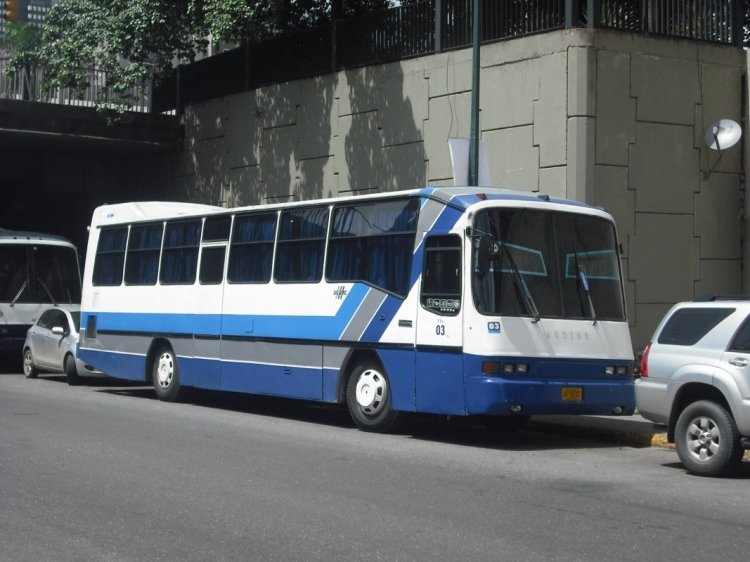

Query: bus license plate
(562, 387), (583, 401)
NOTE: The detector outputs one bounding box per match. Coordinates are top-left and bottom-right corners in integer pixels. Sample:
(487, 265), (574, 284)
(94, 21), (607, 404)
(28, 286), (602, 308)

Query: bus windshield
(0, 244), (81, 305)
(471, 208), (625, 321)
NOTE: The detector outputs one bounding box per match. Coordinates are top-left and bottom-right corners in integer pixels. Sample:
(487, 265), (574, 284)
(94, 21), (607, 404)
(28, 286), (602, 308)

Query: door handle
(729, 357), (748, 367)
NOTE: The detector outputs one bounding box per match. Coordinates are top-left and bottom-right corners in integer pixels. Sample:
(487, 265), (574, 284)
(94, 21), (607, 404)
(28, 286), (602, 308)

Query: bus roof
(91, 187), (603, 225)
(0, 228), (76, 246)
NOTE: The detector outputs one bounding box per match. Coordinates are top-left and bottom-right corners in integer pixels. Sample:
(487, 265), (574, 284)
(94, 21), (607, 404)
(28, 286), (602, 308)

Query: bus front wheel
(346, 361), (401, 432)
(152, 346), (187, 402)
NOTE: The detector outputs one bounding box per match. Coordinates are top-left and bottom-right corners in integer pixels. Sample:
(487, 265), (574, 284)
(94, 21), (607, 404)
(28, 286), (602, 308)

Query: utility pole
(469, 0), (481, 185)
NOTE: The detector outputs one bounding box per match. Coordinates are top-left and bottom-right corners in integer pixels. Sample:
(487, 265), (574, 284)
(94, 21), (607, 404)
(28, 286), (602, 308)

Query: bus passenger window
(125, 223), (163, 286)
(228, 213), (276, 283)
(160, 220), (201, 285)
(275, 207), (328, 283)
(203, 216), (231, 242)
(93, 227), (127, 286)
(200, 247), (226, 285)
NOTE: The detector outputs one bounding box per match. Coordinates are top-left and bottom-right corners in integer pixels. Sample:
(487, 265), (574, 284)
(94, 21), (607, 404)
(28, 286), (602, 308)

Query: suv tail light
(640, 342), (651, 377)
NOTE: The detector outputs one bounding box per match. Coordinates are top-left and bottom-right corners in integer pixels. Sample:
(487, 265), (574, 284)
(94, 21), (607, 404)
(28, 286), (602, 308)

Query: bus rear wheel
(152, 346), (187, 402)
(346, 361), (401, 432)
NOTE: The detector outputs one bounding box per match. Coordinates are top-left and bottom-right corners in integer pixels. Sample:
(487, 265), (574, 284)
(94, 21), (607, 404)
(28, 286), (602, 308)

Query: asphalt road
(2, 370), (749, 562)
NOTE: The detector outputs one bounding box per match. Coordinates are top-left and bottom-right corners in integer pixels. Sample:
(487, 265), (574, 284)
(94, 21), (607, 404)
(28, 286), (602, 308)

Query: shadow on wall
(344, 62), (426, 195)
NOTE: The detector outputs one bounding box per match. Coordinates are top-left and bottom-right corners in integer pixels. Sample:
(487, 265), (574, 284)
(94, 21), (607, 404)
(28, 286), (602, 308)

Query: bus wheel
(152, 346), (186, 402)
(346, 361), (401, 432)
(64, 354), (81, 386)
(22, 348), (38, 379)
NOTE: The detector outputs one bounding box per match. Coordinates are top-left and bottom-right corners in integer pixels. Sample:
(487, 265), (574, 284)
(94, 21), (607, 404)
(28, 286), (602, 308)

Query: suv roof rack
(693, 294), (750, 302)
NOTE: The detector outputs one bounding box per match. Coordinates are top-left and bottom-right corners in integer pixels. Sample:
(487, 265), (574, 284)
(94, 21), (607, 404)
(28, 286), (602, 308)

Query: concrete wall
(164, 28), (746, 351)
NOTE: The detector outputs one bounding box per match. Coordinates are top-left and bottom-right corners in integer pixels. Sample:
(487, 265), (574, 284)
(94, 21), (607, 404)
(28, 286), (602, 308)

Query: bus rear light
(482, 361), (500, 375)
(640, 343), (651, 377)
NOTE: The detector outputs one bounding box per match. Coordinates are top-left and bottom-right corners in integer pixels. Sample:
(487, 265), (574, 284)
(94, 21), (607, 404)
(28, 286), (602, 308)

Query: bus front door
(415, 234), (465, 415)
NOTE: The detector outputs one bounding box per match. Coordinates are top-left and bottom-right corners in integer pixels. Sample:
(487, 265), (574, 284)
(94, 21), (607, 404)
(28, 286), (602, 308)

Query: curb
(526, 415), (670, 448)
(529, 416), (750, 459)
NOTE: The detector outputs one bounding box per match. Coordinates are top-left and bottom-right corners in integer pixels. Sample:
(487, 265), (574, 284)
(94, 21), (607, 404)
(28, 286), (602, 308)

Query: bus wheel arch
(148, 339), (188, 402)
(342, 350), (401, 432)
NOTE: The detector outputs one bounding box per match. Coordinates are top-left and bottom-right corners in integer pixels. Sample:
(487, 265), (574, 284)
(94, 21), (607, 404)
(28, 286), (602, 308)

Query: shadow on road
(88, 379), (621, 452)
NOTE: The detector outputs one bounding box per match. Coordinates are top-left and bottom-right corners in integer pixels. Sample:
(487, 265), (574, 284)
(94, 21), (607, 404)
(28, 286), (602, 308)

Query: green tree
(1, 21), (43, 100)
(37, 0), (395, 111)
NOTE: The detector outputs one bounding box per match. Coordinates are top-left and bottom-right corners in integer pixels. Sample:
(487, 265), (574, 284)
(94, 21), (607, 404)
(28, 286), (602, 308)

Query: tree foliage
(22, 0), (394, 110)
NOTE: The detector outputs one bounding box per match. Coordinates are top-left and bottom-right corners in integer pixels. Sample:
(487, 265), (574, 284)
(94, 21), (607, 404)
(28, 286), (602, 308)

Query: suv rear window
(657, 308), (735, 346)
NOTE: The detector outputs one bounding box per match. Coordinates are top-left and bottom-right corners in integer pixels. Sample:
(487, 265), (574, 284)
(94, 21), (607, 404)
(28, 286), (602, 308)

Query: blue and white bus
(78, 187), (635, 431)
(1, 229), (81, 356)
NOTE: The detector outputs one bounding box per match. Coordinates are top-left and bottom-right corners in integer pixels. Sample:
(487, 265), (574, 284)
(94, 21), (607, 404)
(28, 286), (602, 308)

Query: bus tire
(346, 360), (401, 432)
(152, 345), (187, 402)
(22, 348), (38, 379)
(64, 354), (81, 386)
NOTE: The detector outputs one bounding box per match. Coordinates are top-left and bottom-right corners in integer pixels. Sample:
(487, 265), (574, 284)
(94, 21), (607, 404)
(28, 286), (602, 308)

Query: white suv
(636, 296), (750, 476)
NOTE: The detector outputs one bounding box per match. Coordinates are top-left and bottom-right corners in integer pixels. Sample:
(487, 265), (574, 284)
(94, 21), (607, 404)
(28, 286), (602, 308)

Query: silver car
(636, 297), (750, 476)
(22, 307), (102, 385)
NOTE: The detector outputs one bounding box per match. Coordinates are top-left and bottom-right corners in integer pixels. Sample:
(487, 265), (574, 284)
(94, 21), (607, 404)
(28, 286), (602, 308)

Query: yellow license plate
(562, 387), (583, 401)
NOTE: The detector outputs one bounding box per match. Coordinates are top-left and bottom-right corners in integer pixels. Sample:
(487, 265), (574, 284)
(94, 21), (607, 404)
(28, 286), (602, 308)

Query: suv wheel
(675, 400), (743, 477)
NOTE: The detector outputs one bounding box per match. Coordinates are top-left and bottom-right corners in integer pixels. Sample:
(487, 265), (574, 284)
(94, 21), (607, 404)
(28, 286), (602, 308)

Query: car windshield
(471, 208), (626, 321)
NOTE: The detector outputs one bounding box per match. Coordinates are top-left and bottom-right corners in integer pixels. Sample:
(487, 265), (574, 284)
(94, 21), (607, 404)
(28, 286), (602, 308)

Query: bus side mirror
(477, 236), (492, 276)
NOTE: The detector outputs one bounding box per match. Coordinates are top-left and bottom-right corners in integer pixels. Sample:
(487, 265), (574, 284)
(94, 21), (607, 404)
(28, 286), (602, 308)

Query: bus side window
(93, 227), (128, 287)
(125, 223), (163, 286)
(227, 213), (276, 284)
(199, 215), (231, 285)
(160, 220), (201, 285)
(421, 235), (462, 316)
(275, 207), (328, 283)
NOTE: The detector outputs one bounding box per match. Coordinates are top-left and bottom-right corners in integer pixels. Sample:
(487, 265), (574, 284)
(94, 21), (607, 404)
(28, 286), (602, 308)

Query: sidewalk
(528, 413), (671, 448)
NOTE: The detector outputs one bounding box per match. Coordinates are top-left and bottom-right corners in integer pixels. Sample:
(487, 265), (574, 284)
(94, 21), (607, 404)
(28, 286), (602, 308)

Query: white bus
(0, 229), (82, 356)
(78, 187), (635, 431)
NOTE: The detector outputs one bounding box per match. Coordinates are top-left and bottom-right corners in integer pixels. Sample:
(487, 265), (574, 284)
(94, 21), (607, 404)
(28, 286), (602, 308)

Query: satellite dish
(704, 119), (742, 151)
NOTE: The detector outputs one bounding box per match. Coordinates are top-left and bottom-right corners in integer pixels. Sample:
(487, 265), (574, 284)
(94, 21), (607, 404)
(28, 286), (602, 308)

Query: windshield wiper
(501, 242), (541, 323)
(572, 246), (597, 325)
(10, 279), (28, 307)
(37, 278), (58, 306)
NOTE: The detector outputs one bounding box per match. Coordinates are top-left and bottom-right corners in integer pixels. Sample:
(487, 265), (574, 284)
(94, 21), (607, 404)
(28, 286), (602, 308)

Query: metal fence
(1, 0), (743, 114)
(0, 58), (151, 112)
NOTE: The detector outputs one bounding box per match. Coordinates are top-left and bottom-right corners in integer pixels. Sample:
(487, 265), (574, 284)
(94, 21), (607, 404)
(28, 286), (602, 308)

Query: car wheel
(23, 348), (38, 379)
(675, 400), (744, 477)
(346, 360), (401, 432)
(64, 354), (81, 386)
(152, 345), (188, 402)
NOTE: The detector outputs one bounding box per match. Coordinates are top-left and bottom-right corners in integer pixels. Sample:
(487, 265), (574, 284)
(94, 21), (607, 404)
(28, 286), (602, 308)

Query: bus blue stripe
(87, 282), (372, 341)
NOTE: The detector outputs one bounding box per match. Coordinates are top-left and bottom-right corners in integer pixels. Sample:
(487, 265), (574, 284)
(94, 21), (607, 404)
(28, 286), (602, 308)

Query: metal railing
(1, 0), (744, 114)
(0, 58), (151, 112)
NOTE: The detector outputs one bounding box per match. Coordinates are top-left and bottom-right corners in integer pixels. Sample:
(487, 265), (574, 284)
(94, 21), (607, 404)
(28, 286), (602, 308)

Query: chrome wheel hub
(156, 353), (174, 389)
(686, 416), (721, 462)
(355, 369), (387, 415)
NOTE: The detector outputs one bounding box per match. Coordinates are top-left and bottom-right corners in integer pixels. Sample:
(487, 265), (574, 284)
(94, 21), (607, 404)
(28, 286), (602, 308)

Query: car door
(720, 314), (750, 405)
(32, 310), (56, 369)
